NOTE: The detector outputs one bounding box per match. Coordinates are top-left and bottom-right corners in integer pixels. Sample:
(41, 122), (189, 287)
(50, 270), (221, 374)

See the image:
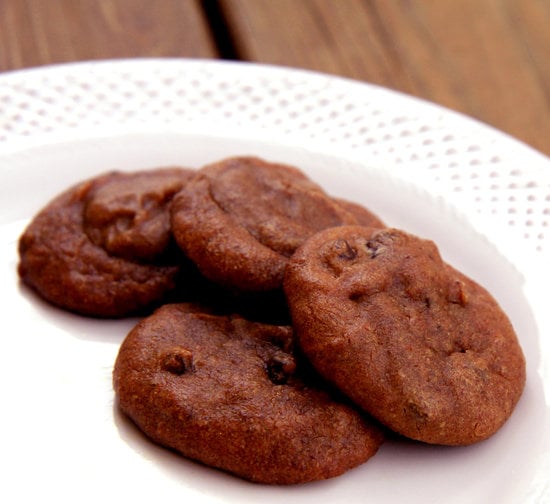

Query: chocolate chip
(333, 239), (357, 260)
(266, 352), (297, 384)
(448, 280), (468, 306)
(366, 239), (385, 258)
(162, 347), (193, 375)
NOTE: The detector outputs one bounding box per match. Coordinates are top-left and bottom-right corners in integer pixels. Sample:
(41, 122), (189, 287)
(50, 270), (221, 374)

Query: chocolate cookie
(18, 168), (194, 317)
(284, 226), (526, 446)
(170, 156), (384, 292)
(113, 304), (384, 484)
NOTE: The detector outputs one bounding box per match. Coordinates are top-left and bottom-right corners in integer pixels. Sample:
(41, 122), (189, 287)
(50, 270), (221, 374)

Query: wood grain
(0, 0), (547, 156)
(221, 0), (550, 155)
(0, 0), (217, 70)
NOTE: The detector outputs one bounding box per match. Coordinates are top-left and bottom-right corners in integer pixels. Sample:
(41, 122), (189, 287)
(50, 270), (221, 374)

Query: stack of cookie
(18, 156), (526, 485)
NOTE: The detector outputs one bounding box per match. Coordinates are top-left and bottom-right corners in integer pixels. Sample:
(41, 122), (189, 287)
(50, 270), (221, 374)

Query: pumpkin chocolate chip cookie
(284, 226), (526, 446)
(113, 303), (384, 484)
(18, 168), (193, 317)
(170, 156), (383, 292)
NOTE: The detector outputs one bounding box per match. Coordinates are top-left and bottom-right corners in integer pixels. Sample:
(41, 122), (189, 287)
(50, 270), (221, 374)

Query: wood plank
(221, 0), (550, 155)
(222, 0), (400, 82)
(0, 0), (218, 71)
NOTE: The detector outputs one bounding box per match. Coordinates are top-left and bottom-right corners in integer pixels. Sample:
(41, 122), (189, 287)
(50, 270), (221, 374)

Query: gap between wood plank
(200, 0), (241, 60)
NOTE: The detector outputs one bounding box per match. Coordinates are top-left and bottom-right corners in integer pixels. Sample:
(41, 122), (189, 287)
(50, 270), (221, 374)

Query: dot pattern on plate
(0, 59), (549, 256)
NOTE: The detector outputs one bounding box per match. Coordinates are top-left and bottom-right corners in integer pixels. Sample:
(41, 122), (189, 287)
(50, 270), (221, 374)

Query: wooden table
(1, 0), (548, 156)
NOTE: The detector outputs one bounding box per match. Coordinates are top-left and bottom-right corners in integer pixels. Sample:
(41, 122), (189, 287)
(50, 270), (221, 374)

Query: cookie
(18, 168), (194, 317)
(284, 226), (526, 446)
(170, 156), (384, 292)
(113, 304), (384, 484)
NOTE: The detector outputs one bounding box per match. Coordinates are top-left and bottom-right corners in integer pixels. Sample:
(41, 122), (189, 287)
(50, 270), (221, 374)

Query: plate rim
(0, 58), (548, 503)
(0, 56), (548, 159)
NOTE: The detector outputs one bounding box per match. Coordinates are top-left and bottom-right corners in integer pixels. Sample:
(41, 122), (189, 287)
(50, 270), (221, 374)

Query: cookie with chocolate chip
(284, 226), (526, 446)
(18, 168), (194, 317)
(113, 303), (384, 484)
(170, 156), (383, 292)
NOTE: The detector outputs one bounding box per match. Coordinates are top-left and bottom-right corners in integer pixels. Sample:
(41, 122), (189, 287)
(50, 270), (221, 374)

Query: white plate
(0, 60), (548, 504)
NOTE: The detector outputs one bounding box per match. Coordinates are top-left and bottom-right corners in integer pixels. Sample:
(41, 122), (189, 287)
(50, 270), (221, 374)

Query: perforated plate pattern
(1, 59), (548, 256)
